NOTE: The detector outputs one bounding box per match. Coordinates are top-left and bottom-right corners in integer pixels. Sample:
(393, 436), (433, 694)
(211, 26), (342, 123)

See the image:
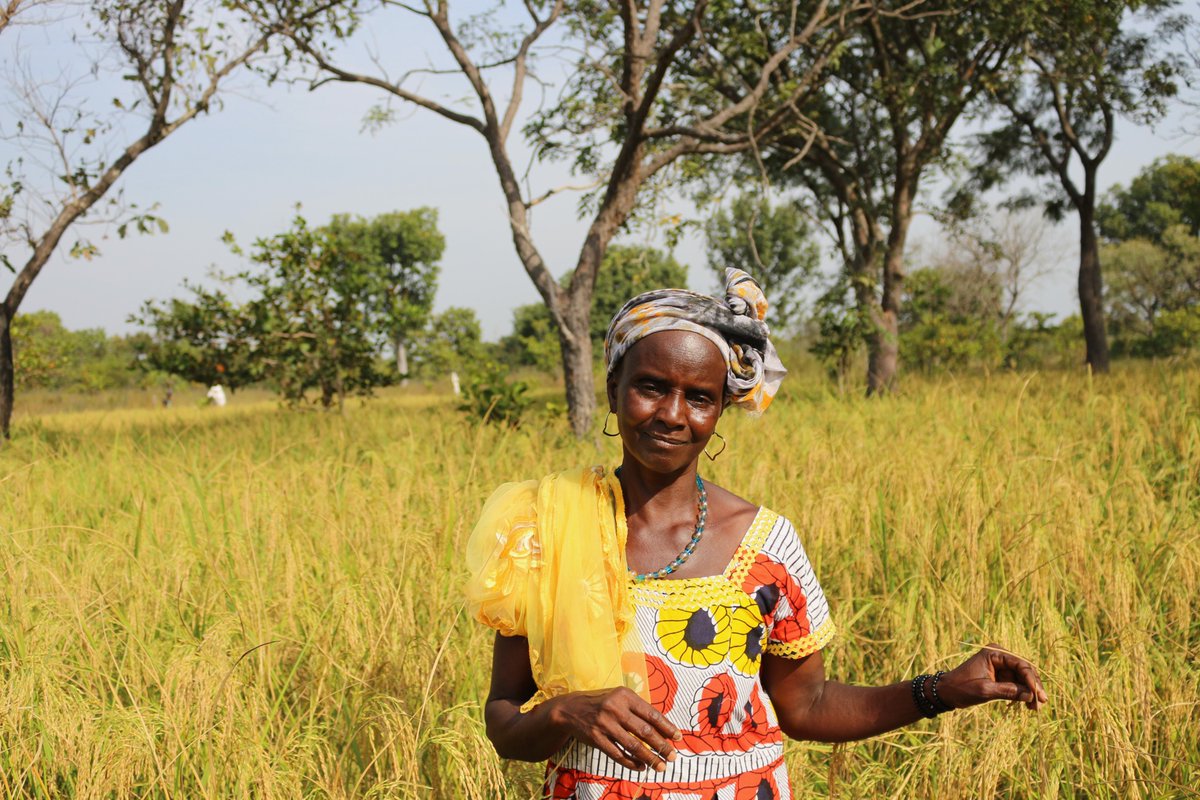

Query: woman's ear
(605, 357), (622, 412)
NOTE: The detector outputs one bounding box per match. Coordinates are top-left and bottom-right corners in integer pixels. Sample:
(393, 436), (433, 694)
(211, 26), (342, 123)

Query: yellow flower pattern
(656, 605), (731, 667)
(728, 603), (766, 676)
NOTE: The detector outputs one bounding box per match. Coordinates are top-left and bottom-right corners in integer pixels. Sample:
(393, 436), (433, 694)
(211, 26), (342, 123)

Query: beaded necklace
(616, 467), (708, 582)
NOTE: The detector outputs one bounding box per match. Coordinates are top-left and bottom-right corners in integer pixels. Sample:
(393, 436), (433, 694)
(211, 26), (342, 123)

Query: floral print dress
(545, 508), (835, 800)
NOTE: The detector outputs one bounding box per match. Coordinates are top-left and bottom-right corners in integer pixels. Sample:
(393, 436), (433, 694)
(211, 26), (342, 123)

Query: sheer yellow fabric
(465, 466), (649, 712)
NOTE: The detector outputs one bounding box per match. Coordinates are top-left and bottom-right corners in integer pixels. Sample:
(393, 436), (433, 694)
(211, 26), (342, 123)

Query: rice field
(1, 363), (1198, 798)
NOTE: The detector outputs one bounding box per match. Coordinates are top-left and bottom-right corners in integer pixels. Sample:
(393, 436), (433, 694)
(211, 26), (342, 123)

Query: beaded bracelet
(929, 670), (953, 714)
(911, 674), (938, 718)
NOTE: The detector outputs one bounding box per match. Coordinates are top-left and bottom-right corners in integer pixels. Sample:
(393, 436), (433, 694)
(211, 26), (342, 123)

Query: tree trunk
(558, 301), (596, 438)
(394, 336), (409, 387)
(866, 176), (915, 395)
(843, 204), (883, 396)
(0, 307), (13, 440)
(866, 307), (899, 395)
(1077, 203), (1110, 372)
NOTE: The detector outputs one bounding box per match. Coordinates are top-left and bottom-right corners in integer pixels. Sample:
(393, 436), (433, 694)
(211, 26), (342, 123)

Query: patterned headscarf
(603, 268), (787, 414)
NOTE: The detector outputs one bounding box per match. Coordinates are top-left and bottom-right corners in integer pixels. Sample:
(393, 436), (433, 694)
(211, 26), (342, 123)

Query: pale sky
(4, 4), (1198, 342)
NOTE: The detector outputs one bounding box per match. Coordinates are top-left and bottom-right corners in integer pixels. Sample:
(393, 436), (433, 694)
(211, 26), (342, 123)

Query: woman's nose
(656, 391), (686, 426)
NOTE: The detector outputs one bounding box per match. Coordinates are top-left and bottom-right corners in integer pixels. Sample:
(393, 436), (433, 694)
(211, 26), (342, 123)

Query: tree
(410, 306), (484, 378)
(131, 282), (261, 390)
(974, 0), (1191, 372)
(246, 215), (391, 408)
(1103, 227), (1200, 341)
(325, 208), (445, 380)
(898, 267), (1001, 372)
(1093, 156), (1200, 351)
(0, 0), (57, 37)
(926, 208), (1057, 340)
(711, 0), (1029, 392)
(238, 0), (872, 436)
(501, 302), (562, 376)
(0, 0), (312, 439)
(136, 211), (442, 409)
(703, 195), (820, 335)
(10, 310), (73, 389)
(1098, 154), (1200, 242)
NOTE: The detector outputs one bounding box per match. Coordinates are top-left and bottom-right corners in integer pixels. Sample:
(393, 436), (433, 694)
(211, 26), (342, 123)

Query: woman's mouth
(643, 432), (688, 447)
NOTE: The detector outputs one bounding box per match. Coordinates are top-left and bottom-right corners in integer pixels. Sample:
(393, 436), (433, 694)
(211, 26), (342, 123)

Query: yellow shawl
(464, 466), (649, 711)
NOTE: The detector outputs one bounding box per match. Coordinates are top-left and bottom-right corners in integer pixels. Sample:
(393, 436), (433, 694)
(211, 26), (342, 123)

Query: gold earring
(603, 411), (620, 437)
(704, 431), (726, 461)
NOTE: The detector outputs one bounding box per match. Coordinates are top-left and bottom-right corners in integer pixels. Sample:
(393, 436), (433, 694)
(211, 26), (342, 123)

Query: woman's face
(607, 329), (726, 475)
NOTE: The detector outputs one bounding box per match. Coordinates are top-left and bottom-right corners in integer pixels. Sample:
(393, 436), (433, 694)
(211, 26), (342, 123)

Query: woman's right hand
(546, 687), (682, 772)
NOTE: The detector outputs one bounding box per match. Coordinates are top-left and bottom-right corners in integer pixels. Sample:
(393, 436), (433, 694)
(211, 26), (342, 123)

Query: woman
(466, 269), (1047, 799)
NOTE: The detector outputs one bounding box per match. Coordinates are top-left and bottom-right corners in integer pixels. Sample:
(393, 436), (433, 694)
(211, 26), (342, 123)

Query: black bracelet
(929, 670), (953, 714)
(911, 674), (938, 718)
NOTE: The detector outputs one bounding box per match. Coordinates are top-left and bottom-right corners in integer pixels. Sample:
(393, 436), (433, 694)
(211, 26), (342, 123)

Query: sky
(4, 3), (1199, 342)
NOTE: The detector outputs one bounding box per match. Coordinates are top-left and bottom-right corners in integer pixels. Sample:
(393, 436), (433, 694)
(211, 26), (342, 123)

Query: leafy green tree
(704, 196), (819, 336)
(325, 209), (444, 379)
(237, 214), (390, 409)
(459, 362), (532, 428)
(10, 311), (74, 390)
(898, 268), (1002, 372)
(501, 303), (562, 377)
(1088, 156), (1200, 355)
(1103, 228), (1200, 344)
(974, 0), (1191, 372)
(137, 211), (444, 409)
(131, 282), (261, 390)
(0, 0), (313, 439)
(411, 306), (485, 378)
(13, 310), (146, 391)
(809, 279), (871, 393)
(1137, 306), (1200, 357)
(1098, 155), (1200, 242)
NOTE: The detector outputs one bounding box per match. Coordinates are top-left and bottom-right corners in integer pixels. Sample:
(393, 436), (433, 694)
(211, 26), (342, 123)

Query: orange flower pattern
(545, 509), (834, 799)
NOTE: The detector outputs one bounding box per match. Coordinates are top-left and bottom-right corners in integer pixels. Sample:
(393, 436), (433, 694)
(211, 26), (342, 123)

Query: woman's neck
(616, 457), (700, 520)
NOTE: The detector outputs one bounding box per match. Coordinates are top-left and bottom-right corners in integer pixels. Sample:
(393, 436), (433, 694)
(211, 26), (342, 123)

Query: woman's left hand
(937, 643), (1049, 711)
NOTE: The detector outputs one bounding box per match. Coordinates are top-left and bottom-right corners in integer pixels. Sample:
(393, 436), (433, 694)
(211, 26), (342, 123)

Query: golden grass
(1, 363), (1198, 798)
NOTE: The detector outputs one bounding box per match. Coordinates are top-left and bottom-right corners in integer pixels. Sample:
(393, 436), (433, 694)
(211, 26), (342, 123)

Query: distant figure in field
(466, 269), (1047, 798)
(206, 384), (227, 407)
(161, 382), (174, 408)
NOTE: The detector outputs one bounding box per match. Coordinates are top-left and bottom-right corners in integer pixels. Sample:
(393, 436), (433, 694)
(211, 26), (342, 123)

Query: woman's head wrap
(603, 268), (787, 414)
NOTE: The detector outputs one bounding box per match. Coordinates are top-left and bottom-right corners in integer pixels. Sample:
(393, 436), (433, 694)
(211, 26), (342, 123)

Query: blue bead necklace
(616, 467), (708, 582)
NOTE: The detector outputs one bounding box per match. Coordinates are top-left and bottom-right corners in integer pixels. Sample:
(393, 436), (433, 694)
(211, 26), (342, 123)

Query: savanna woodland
(2, 0), (1198, 797)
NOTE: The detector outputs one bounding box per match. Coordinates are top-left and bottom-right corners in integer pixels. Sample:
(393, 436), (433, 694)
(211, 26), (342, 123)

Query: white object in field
(450, 371), (461, 396)
(207, 384), (227, 407)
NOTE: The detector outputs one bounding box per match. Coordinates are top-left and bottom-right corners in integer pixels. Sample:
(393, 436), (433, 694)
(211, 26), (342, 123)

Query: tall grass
(1, 364), (1197, 798)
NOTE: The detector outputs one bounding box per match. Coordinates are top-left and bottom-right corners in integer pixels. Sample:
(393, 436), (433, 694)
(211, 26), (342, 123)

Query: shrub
(459, 363), (531, 427)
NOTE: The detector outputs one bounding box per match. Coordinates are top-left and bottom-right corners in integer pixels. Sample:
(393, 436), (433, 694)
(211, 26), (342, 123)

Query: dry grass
(1, 363), (1198, 798)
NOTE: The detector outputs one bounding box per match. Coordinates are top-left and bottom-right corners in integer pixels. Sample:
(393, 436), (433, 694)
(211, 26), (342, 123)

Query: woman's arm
(762, 644), (1048, 743)
(484, 632), (683, 771)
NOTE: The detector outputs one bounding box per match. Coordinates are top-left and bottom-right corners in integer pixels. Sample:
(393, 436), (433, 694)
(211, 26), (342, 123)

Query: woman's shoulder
(702, 479), (759, 518)
(703, 481), (809, 555)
